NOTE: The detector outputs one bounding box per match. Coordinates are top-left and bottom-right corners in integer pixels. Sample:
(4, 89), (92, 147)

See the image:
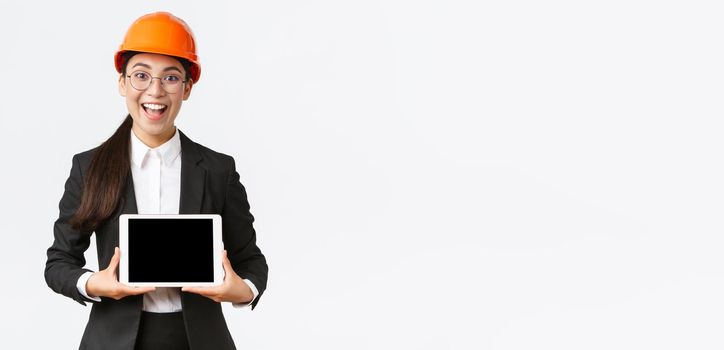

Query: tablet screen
(128, 218), (214, 283)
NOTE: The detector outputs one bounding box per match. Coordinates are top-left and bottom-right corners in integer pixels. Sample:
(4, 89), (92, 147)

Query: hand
(182, 250), (254, 304)
(86, 247), (156, 300)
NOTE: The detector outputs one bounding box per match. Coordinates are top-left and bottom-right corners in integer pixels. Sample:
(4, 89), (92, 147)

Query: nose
(145, 77), (165, 97)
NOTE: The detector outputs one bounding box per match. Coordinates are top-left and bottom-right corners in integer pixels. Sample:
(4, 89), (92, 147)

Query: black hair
(70, 51), (192, 232)
(121, 51), (193, 81)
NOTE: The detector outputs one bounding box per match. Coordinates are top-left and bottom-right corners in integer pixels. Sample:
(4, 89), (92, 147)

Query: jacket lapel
(121, 176), (139, 214)
(179, 130), (206, 214)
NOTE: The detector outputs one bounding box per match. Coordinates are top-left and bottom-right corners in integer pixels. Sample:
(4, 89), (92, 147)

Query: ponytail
(70, 115), (133, 232)
(69, 50), (192, 232)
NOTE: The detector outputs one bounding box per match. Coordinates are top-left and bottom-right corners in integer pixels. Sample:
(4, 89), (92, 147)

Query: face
(119, 53), (193, 147)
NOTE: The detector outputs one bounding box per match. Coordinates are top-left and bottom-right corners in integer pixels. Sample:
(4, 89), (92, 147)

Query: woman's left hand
(182, 250), (254, 304)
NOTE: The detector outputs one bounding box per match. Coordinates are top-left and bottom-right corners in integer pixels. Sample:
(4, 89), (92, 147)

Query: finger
(119, 285), (155, 295)
(182, 286), (205, 294)
(182, 286), (218, 297)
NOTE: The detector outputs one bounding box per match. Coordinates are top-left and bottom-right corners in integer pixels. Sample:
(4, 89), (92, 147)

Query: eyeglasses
(126, 70), (188, 94)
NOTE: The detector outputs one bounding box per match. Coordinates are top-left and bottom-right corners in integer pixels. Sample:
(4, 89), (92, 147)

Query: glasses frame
(125, 71), (189, 94)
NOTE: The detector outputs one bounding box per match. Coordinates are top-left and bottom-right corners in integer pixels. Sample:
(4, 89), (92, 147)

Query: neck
(132, 126), (176, 148)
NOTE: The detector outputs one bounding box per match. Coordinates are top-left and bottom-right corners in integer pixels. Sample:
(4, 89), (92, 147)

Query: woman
(45, 12), (268, 350)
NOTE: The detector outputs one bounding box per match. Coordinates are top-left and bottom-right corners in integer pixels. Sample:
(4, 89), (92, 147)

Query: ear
(182, 79), (194, 101)
(118, 74), (126, 97)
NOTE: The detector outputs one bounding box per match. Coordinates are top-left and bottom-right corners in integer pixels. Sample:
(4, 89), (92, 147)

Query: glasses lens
(161, 75), (183, 93)
(129, 71), (151, 91)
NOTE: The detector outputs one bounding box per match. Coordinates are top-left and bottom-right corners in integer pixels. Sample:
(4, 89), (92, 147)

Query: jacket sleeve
(45, 154), (95, 305)
(222, 157), (268, 310)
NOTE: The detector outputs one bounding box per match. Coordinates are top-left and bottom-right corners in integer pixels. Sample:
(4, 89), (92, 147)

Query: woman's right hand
(86, 247), (155, 300)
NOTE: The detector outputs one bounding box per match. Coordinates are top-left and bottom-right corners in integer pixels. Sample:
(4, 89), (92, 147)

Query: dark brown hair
(69, 115), (133, 232)
(69, 51), (191, 232)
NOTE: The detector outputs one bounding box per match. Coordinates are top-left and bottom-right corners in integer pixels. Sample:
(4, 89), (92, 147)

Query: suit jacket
(45, 131), (268, 350)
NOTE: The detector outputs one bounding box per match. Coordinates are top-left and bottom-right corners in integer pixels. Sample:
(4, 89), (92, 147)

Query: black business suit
(45, 131), (268, 350)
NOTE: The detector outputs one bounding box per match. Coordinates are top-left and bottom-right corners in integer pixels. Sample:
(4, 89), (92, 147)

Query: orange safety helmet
(114, 12), (201, 83)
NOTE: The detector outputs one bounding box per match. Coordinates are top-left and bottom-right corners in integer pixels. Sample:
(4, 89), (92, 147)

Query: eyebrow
(131, 62), (183, 74)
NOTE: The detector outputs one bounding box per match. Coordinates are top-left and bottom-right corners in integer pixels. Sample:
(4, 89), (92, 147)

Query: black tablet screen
(128, 218), (214, 282)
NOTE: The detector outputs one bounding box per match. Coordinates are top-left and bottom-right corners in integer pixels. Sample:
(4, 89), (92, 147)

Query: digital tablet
(119, 214), (224, 287)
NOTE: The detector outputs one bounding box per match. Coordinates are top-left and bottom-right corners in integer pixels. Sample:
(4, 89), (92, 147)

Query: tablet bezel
(119, 214), (224, 287)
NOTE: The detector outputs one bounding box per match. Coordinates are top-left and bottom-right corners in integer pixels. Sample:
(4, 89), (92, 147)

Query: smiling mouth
(142, 103), (167, 119)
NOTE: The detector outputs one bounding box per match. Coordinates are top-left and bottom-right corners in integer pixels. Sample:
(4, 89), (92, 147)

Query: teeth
(143, 103), (166, 110)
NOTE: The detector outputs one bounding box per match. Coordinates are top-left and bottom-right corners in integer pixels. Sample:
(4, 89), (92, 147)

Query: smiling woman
(120, 53), (192, 148)
(44, 12), (268, 350)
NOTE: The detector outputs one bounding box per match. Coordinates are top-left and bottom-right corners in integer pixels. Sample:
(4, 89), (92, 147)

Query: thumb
(222, 250), (235, 278)
(107, 247), (121, 273)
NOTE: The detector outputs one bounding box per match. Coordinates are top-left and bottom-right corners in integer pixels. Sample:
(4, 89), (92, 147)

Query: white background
(0, 0), (722, 349)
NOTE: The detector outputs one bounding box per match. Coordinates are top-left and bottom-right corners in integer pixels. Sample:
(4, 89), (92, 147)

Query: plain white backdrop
(1, 0), (723, 349)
